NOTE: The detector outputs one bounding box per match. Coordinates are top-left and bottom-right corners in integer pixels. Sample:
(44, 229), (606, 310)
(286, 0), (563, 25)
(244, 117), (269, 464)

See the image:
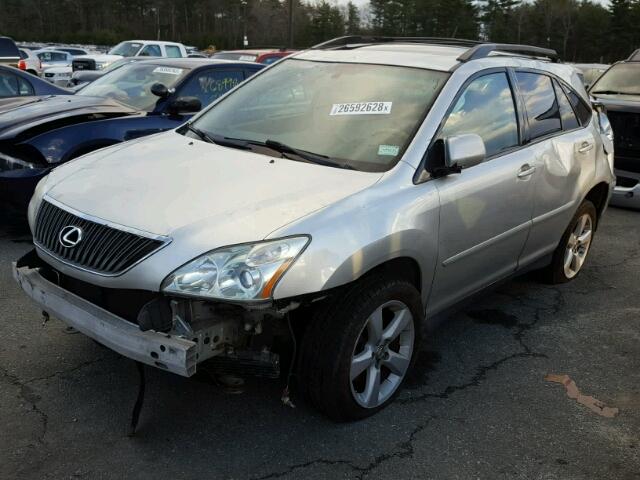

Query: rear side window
(562, 84), (592, 126)
(440, 72), (519, 157)
(553, 80), (579, 130)
(178, 69), (244, 107)
(516, 72), (561, 140)
(166, 45), (183, 58)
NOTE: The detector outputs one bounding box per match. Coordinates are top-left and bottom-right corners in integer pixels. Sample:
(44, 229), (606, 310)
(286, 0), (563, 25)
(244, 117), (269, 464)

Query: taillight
(18, 60), (26, 70)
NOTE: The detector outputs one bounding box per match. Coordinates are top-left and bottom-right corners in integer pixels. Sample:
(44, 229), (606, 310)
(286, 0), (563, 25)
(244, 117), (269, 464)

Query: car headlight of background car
(161, 236), (310, 301)
(95, 61), (110, 70)
(0, 152), (35, 171)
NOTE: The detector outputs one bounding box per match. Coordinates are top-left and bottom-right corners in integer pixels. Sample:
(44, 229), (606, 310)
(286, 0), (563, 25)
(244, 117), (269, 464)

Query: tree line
(0, 0), (637, 62)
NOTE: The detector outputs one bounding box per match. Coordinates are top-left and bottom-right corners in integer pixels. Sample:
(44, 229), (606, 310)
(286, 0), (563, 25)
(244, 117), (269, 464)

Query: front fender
(23, 114), (188, 164)
(271, 163), (441, 306)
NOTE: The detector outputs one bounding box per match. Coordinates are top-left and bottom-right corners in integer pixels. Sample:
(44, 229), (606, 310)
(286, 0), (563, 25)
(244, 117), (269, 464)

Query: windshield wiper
(252, 139), (354, 170)
(186, 127), (353, 169)
(591, 90), (639, 96)
(186, 124), (250, 150)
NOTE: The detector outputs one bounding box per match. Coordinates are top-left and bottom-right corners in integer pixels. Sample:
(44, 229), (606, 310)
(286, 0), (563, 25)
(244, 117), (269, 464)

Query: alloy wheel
(350, 300), (414, 408)
(563, 213), (593, 279)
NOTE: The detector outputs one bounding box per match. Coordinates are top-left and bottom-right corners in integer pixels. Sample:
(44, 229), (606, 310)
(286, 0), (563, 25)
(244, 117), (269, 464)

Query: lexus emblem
(58, 226), (83, 248)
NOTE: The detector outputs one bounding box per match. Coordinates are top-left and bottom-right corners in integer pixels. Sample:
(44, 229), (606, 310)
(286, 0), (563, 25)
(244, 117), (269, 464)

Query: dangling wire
(128, 361), (146, 436)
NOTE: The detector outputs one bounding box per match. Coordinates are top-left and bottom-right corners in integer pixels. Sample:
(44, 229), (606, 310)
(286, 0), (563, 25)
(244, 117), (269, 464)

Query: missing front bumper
(12, 261), (198, 377)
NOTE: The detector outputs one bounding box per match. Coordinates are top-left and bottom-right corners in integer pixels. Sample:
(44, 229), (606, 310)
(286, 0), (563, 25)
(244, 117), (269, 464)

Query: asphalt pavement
(1, 206), (638, 480)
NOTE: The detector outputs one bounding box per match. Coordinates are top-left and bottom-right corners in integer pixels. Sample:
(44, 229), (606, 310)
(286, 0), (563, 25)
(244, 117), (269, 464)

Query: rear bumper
(611, 169), (640, 209)
(13, 261), (197, 376)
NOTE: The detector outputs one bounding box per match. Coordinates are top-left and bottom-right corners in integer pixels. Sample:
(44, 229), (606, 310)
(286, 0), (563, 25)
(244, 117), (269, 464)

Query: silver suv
(14, 37), (615, 421)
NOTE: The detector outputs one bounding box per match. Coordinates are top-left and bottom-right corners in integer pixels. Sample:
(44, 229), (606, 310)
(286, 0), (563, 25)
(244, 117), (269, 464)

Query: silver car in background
(14, 37), (615, 421)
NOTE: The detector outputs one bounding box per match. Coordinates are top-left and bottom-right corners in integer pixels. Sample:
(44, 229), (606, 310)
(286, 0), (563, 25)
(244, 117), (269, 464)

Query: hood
(591, 93), (640, 113)
(0, 95), (137, 140)
(75, 54), (123, 64)
(45, 131), (382, 244)
(44, 66), (72, 74)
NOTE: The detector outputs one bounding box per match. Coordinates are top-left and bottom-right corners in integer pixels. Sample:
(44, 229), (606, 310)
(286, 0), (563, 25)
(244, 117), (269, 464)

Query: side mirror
(445, 134), (486, 170)
(166, 96), (202, 116)
(151, 82), (170, 98)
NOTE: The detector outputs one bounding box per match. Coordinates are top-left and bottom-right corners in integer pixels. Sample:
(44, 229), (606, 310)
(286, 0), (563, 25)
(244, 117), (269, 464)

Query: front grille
(72, 58), (96, 71)
(607, 111), (640, 173)
(34, 200), (166, 276)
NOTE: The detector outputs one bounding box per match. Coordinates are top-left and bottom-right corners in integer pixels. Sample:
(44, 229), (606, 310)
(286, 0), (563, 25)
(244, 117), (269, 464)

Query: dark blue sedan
(0, 58), (264, 209)
(0, 65), (71, 98)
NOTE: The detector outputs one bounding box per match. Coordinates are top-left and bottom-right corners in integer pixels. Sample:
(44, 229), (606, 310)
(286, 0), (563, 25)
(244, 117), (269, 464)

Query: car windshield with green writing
(190, 59), (449, 172)
(78, 63), (189, 111)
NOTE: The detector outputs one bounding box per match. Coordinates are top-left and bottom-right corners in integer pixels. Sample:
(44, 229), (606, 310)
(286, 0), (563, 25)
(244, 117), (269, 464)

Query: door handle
(517, 164), (536, 179)
(577, 141), (594, 154)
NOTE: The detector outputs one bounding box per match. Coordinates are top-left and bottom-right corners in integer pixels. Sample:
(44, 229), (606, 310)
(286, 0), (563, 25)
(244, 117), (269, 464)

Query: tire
(297, 275), (423, 421)
(543, 200), (597, 284)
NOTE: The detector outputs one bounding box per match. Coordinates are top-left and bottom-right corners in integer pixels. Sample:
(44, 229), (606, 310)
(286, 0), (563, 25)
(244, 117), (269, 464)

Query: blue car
(0, 65), (71, 99)
(0, 58), (264, 209)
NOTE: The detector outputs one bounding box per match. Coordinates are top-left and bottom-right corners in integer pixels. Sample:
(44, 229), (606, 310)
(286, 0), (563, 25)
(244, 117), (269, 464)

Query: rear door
(427, 70), (537, 314)
(517, 72), (597, 266)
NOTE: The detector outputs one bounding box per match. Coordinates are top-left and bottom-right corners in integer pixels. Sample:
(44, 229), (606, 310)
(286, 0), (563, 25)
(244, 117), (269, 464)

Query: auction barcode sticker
(153, 67), (184, 75)
(330, 102), (393, 116)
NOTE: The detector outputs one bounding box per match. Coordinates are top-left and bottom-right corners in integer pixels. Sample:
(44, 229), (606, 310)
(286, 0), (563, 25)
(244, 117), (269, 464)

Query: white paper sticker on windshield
(330, 102), (392, 116)
(239, 55), (256, 62)
(153, 67), (183, 75)
(378, 145), (400, 156)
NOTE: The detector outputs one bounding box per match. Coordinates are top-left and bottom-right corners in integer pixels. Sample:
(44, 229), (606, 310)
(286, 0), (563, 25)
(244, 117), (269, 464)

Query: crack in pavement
(251, 283), (563, 480)
(23, 356), (108, 385)
(0, 364), (48, 444)
(251, 417), (436, 480)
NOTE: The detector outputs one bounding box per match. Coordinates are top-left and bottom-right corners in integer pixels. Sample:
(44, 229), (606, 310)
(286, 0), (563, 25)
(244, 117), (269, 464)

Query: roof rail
(312, 36), (482, 50)
(627, 49), (640, 61)
(458, 43), (559, 63)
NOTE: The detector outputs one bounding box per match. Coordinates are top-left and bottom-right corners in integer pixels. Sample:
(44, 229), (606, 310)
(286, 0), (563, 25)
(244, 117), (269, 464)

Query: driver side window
(440, 72), (519, 158)
(139, 45), (161, 57)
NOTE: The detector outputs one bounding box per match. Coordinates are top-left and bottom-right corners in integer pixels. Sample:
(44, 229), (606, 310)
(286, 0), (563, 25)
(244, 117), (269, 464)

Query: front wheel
(544, 200), (597, 284)
(298, 275), (423, 421)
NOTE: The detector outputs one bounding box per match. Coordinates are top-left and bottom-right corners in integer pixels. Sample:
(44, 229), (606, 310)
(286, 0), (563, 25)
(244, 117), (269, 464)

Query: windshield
(190, 59), (448, 172)
(77, 63), (189, 111)
(591, 63), (640, 95)
(109, 42), (143, 57)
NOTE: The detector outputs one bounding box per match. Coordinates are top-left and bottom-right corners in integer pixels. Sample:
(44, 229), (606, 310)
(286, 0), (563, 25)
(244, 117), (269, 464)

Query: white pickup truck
(72, 40), (187, 72)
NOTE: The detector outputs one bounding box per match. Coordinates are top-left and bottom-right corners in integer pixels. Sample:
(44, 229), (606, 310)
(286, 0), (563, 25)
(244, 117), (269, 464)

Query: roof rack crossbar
(312, 36), (482, 50)
(458, 43), (559, 63)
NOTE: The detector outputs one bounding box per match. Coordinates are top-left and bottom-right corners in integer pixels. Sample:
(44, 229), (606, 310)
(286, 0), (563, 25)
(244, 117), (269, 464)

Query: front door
(427, 71), (536, 314)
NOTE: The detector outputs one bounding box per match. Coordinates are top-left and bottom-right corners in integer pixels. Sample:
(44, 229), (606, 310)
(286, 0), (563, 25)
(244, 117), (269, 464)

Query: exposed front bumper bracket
(12, 262), (197, 377)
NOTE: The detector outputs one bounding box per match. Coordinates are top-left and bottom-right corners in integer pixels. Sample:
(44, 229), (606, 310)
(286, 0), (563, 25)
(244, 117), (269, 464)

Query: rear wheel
(544, 200), (597, 284)
(298, 275), (423, 421)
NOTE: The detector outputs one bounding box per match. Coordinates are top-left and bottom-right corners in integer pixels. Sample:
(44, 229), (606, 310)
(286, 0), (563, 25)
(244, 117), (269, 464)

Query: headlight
(161, 236), (310, 301)
(95, 62), (109, 70)
(0, 152), (35, 171)
(28, 174), (50, 229)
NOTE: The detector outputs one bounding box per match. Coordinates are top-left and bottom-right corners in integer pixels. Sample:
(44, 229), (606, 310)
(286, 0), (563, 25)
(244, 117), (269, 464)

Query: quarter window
(562, 84), (592, 126)
(440, 72), (519, 158)
(553, 79), (579, 130)
(516, 72), (562, 140)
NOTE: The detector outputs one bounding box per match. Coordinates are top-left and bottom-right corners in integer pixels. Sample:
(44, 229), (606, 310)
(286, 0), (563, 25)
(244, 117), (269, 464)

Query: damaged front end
(13, 250), (296, 378)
